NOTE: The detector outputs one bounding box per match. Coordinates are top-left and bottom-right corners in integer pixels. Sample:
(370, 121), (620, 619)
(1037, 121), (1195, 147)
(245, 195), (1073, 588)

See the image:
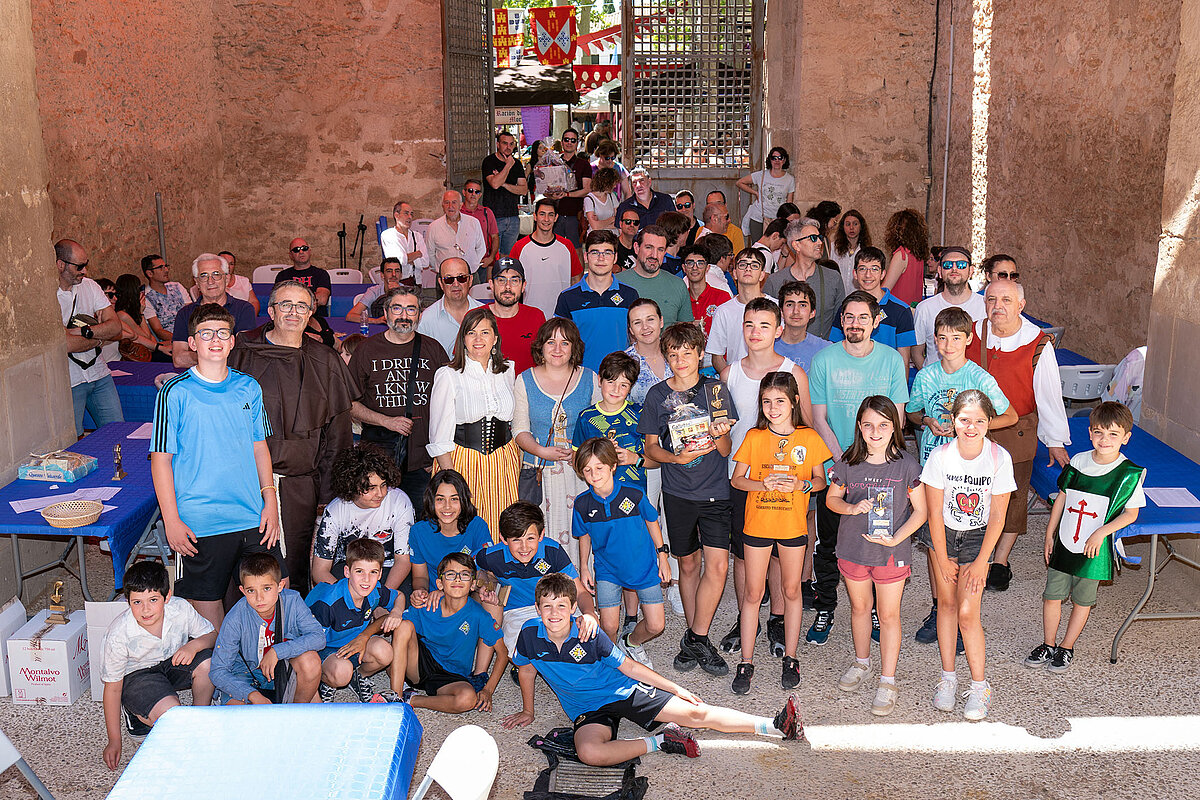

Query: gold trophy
(46, 580), (69, 625)
(113, 443), (127, 481)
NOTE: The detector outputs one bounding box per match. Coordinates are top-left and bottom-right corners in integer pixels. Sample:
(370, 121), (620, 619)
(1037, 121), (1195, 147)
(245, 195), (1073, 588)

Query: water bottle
(360, 320), (370, 336)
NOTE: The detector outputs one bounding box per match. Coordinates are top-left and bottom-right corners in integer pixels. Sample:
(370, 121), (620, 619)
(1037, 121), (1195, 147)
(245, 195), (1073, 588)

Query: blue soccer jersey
(151, 368), (270, 538)
(512, 619), (636, 721)
(554, 278), (639, 372)
(402, 598), (502, 677)
(305, 580), (397, 650)
(409, 515), (493, 570)
(572, 485), (660, 591)
(573, 401), (646, 490)
(475, 538), (578, 610)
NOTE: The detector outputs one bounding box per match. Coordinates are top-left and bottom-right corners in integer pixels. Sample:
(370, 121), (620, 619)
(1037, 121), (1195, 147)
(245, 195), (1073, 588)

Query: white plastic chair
(252, 264), (289, 283)
(412, 218), (435, 243)
(0, 729), (54, 799)
(468, 283), (494, 302)
(410, 725), (497, 800)
(328, 268), (364, 284)
(1061, 364), (1116, 406)
(368, 266), (383, 284)
(1041, 325), (1065, 347)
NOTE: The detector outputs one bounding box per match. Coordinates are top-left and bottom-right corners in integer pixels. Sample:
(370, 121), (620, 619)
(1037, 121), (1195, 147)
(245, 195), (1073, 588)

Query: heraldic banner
(530, 5), (577, 66)
(494, 8), (526, 68)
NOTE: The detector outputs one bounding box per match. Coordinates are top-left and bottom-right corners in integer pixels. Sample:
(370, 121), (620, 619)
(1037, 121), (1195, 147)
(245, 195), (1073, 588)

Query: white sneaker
(871, 683), (898, 716)
(667, 584), (686, 617)
(932, 678), (957, 712)
(962, 681), (993, 721)
(622, 634), (654, 670)
(838, 661), (870, 692)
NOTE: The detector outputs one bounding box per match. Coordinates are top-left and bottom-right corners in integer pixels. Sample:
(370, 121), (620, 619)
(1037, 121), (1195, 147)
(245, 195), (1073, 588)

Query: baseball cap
(491, 256), (525, 280)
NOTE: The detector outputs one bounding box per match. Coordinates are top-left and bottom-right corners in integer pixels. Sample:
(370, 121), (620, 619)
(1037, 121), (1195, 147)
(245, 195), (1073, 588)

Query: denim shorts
(595, 579), (664, 610)
(942, 527), (987, 563)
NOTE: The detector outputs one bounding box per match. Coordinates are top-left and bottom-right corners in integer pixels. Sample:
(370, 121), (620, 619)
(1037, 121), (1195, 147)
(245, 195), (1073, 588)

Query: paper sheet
(1144, 487), (1200, 508)
(126, 422), (154, 439)
(9, 486), (121, 514)
(109, 369), (132, 377)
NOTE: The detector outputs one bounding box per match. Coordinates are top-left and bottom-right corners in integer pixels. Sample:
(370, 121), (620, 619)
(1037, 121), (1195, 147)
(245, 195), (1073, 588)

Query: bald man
(426, 190), (488, 280)
(275, 237), (332, 313)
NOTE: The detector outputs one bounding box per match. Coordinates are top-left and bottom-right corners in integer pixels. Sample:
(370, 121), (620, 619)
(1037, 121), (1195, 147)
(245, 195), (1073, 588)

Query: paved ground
(1, 511), (1198, 799)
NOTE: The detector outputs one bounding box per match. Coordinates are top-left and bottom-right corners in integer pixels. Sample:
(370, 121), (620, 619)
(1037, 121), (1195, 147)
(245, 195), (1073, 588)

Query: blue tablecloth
(0, 423), (159, 590)
(1055, 348), (1097, 367)
(1033, 416), (1200, 558)
(101, 361), (181, 424)
(253, 282), (373, 317)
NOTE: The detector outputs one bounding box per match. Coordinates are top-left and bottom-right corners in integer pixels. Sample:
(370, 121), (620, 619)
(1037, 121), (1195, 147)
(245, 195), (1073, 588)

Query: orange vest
(966, 332), (1049, 417)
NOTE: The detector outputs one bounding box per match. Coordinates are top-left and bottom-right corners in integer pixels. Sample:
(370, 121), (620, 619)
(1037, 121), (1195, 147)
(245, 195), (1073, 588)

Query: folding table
(1032, 416), (1200, 662)
(84, 361), (180, 428)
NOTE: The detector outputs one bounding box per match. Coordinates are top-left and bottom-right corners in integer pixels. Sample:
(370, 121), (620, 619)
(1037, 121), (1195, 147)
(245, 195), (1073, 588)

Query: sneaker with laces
(660, 723), (701, 757)
(349, 668), (375, 703)
(667, 584), (686, 617)
(781, 656), (800, 689)
(1047, 646), (1074, 674)
(673, 636), (698, 672)
(914, 605), (938, 644)
(985, 562), (1012, 592)
(963, 681), (993, 720)
(806, 610), (833, 645)
(719, 619), (742, 654)
(680, 632), (729, 676)
(622, 634), (654, 670)
(731, 662), (754, 694)
(124, 708), (151, 738)
(318, 682), (337, 703)
(932, 678), (957, 712)
(774, 693), (803, 741)
(838, 661), (870, 692)
(871, 683), (898, 716)
(369, 689), (406, 704)
(870, 608), (880, 644)
(1024, 643), (1056, 668)
(767, 615), (786, 658)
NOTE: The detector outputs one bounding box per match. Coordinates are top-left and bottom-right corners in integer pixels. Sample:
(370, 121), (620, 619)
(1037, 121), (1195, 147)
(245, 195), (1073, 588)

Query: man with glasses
(416, 257), (482, 356)
(489, 257), (545, 374)
(171, 253), (256, 368)
(347, 287), (449, 517)
(482, 132), (528, 256)
(706, 248), (773, 374)
(680, 244), (731, 336)
(426, 191), (488, 281)
(806, 290), (909, 644)
(141, 253), (190, 343)
(912, 245), (986, 368)
(347, 257), (405, 324)
(511, 198), (581, 318)
(230, 280), (354, 595)
(763, 218), (845, 340)
(554, 230), (639, 372)
(701, 201), (745, 253)
(615, 209), (640, 273)
(275, 238), (332, 313)
(829, 246), (917, 368)
(545, 127), (592, 248)
(673, 190), (708, 246)
(380, 200), (430, 287)
(615, 167), (675, 230)
(55, 238), (125, 435)
(461, 178), (500, 270)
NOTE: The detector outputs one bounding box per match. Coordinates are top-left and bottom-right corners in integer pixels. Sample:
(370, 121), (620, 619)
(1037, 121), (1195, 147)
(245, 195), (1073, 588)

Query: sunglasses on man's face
(290, 245), (309, 253)
(562, 137), (578, 143)
(464, 188), (482, 195)
(797, 233), (822, 243)
(620, 218), (640, 225)
(441, 274), (471, 285)
(993, 270), (1019, 280)
(676, 202), (692, 210)
(941, 260), (971, 271)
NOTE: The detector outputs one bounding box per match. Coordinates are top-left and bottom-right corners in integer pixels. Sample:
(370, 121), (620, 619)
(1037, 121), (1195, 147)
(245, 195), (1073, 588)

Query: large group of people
(61, 126), (1147, 773)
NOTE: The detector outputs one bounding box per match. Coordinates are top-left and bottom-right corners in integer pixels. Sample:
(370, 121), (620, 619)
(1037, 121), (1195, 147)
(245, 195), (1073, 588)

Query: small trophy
(866, 488), (895, 540)
(705, 383), (738, 424)
(46, 580), (69, 625)
(113, 443), (127, 481)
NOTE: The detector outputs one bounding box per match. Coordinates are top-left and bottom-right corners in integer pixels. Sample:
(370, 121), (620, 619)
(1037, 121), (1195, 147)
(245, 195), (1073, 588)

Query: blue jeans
(496, 215), (521, 258)
(72, 375), (124, 435)
(554, 215), (581, 249)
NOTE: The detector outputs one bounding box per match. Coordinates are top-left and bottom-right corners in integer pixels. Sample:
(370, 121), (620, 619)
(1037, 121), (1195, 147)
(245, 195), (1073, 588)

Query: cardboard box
(85, 601), (128, 701)
(7, 609), (89, 705)
(0, 597), (27, 696)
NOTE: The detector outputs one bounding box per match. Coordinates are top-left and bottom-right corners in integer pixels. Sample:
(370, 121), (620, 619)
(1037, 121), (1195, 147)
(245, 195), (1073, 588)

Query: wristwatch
(656, 543), (670, 555)
(81, 326), (94, 340)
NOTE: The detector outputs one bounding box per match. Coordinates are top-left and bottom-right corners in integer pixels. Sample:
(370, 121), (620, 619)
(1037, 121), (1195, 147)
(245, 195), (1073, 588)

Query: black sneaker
(123, 709), (151, 738)
(317, 681), (337, 703)
(1023, 643), (1055, 668)
(349, 668), (375, 703)
(680, 632), (730, 677)
(673, 634), (699, 672)
(956, 632), (965, 655)
(719, 619), (742, 654)
(510, 665), (521, 685)
(871, 608), (881, 644)
(985, 562), (1012, 592)
(774, 693), (803, 741)
(801, 582), (815, 610)
(781, 656), (800, 689)
(731, 662), (754, 695)
(767, 614), (786, 658)
(661, 723), (701, 757)
(1047, 646), (1074, 674)
(914, 605), (938, 644)
(805, 610), (833, 645)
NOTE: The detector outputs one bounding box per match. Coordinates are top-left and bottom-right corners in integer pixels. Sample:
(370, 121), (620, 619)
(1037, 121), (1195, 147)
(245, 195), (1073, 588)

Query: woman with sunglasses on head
(736, 146), (795, 245)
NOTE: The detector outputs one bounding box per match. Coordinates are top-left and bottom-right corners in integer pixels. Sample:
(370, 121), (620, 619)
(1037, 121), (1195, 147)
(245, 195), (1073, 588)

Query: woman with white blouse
(427, 307), (519, 539)
(830, 209), (872, 293)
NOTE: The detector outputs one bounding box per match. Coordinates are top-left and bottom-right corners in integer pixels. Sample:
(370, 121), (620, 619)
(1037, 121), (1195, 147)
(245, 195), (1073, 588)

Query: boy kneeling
(502, 574), (802, 766)
(210, 553), (325, 704)
(101, 561), (216, 770)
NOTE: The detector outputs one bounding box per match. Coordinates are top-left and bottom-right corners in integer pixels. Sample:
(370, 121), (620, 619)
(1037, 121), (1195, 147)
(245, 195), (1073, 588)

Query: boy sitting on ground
(501, 574), (802, 766)
(373, 553), (507, 712)
(307, 538), (405, 702)
(210, 553), (325, 704)
(100, 561), (216, 770)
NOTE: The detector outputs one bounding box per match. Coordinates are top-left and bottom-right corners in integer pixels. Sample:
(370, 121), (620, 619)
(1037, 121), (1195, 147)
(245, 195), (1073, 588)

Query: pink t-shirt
(890, 246), (923, 306)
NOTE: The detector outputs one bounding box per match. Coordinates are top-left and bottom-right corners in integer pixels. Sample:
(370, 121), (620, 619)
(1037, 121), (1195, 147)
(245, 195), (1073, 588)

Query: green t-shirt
(616, 270), (694, 327)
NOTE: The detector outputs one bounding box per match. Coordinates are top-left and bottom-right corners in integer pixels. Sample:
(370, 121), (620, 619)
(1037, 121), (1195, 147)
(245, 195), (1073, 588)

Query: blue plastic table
(108, 704), (423, 800)
(1033, 416), (1200, 662)
(0, 423), (165, 599)
(253, 282), (373, 317)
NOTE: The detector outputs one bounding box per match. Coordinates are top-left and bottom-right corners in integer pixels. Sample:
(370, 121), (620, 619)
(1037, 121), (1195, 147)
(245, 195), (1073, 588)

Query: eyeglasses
(441, 274), (471, 284)
(682, 259), (708, 268)
(797, 233), (822, 243)
(194, 328), (233, 341)
(736, 261), (764, 271)
(272, 300), (313, 314)
(675, 202), (692, 209)
(587, 249), (617, 258)
(994, 270), (1020, 280)
(386, 303), (420, 315)
(197, 271), (226, 282)
(842, 313), (874, 324)
(941, 260), (971, 271)
(855, 265), (883, 274)
(60, 258), (88, 269)
(290, 245), (310, 253)
(464, 188), (482, 195)
(104, 291), (117, 299)
(620, 218), (640, 225)
(769, 155), (784, 161)
(440, 570), (474, 581)
(145, 263), (169, 272)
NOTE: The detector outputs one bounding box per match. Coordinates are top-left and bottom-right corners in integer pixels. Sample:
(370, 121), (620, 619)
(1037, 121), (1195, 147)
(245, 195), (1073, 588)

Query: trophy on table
(113, 443), (127, 481)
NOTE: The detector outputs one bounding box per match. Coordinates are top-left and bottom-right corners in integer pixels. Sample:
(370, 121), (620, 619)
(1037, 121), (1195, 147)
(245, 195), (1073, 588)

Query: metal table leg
(9, 533), (91, 602)
(1111, 533), (1200, 663)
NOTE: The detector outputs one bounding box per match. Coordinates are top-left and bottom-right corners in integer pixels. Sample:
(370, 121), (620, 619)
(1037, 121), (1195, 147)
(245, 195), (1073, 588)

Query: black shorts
(176, 528), (288, 602)
(573, 682), (673, 738)
(661, 495), (731, 557)
(412, 639), (475, 695)
(742, 533), (807, 550)
(120, 649), (213, 718)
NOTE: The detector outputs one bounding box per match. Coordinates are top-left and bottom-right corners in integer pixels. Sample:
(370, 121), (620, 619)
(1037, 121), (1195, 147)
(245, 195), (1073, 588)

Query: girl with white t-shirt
(920, 389), (1016, 721)
(736, 146), (796, 243)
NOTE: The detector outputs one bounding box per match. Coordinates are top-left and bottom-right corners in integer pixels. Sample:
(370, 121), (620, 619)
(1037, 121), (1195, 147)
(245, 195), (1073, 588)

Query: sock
(879, 675), (896, 685)
(754, 718), (776, 735)
(856, 657), (870, 667)
(768, 613), (784, 623)
(625, 614), (637, 628)
(941, 670), (957, 683)
(644, 734), (664, 753)
(687, 629), (708, 644)
(970, 679), (988, 690)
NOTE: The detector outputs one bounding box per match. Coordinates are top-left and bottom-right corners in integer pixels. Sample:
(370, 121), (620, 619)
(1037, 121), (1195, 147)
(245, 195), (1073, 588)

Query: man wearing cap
(489, 256), (545, 374)
(554, 230), (640, 372)
(912, 245), (986, 368)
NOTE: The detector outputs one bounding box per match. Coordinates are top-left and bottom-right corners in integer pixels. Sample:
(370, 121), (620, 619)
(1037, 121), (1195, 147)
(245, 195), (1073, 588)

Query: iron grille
(443, 0), (495, 188)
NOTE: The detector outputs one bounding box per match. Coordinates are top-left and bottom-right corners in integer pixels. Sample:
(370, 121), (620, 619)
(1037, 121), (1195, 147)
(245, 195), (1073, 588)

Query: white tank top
(726, 356), (796, 477)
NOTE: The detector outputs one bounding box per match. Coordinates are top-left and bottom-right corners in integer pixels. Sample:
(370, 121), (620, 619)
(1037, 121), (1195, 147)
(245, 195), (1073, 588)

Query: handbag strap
(535, 367), (577, 468)
(404, 333), (422, 419)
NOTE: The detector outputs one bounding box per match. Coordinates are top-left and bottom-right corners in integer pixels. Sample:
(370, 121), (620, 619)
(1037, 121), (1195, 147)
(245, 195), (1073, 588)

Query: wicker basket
(40, 499), (103, 528)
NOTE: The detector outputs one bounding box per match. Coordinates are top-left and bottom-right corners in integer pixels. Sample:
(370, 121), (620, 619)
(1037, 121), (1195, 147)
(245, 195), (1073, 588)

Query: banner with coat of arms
(530, 6), (577, 66)
(494, 8), (527, 68)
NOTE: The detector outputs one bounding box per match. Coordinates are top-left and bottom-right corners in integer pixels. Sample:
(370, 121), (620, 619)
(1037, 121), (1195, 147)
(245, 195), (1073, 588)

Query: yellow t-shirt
(734, 426), (831, 540)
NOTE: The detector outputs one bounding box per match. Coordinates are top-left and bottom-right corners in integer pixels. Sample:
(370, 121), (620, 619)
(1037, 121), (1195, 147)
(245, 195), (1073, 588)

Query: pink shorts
(837, 557), (911, 585)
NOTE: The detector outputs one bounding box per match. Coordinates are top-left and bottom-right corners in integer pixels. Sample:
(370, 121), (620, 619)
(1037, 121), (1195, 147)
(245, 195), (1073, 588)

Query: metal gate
(620, 0), (764, 185)
(443, 0), (495, 188)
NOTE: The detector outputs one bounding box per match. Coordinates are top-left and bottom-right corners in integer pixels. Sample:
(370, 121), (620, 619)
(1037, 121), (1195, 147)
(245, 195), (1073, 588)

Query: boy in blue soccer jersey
(573, 351), (653, 492)
(502, 574), (802, 766)
(150, 303), (284, 631)
(306, 538), (405, 703)
(374, 553), (507, 712)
